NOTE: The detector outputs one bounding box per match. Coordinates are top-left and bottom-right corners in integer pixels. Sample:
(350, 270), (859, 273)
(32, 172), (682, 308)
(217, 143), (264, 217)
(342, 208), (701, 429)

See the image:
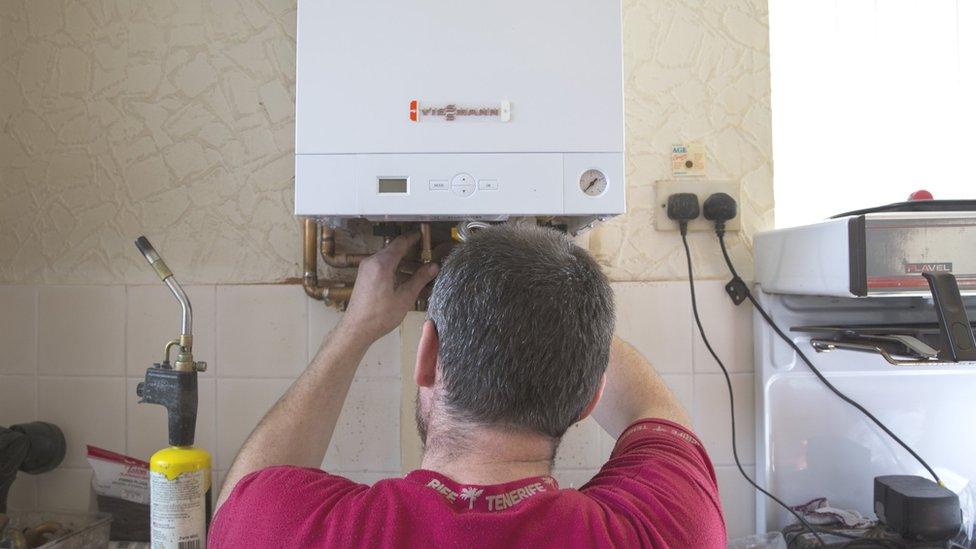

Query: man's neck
(419, 422), (555, 486)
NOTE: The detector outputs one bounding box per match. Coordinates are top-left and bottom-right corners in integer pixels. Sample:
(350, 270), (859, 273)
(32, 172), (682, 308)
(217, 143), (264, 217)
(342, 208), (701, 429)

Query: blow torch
(134, 236), (211, 549)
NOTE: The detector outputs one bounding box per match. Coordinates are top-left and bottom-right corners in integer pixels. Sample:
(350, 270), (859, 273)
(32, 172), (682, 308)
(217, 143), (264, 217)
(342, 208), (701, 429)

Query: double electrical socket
(654, 180), (741, 232)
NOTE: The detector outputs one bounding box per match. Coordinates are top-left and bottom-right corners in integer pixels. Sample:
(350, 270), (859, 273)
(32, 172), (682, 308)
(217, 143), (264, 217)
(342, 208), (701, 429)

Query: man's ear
(414, 320), (439, 387)
(577, 373), (606, 421)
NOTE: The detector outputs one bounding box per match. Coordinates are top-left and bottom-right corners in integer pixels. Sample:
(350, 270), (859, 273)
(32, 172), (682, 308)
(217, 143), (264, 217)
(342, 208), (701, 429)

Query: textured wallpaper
(0, 0), (771, 284)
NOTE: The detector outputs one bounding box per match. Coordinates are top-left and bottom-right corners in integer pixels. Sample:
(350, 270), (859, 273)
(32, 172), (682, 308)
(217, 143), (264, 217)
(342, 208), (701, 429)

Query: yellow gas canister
(149, 447), (212, 549)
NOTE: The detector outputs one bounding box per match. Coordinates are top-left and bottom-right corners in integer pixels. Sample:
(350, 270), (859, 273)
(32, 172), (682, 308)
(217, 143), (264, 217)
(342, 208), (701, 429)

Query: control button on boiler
(453, 185), (474, 197)
(478, 179), (498, 191)
(451, 173), (476, 198)
(451, 173), (474, 187)
(429, 180), (449, 191)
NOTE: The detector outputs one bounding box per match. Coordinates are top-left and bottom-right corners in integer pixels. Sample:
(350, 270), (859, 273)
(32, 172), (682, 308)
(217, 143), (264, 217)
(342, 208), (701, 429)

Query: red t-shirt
(209, 419), (726, 548)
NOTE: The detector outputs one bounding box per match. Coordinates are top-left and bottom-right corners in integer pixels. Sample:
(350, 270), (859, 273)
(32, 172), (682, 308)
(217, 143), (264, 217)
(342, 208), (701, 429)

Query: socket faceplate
(655, 180), (741, 232)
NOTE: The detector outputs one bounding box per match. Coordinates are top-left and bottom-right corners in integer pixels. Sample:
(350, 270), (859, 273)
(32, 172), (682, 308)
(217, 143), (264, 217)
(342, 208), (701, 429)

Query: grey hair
(427, 224), (615, 439)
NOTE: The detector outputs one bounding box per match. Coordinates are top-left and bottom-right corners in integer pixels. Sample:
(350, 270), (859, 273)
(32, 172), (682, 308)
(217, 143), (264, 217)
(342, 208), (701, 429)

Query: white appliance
(294, 0), (625, 228)
(752, 210), (976, 533)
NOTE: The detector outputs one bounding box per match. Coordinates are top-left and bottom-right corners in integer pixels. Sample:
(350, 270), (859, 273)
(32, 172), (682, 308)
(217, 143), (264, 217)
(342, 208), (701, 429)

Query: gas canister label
(151, 469), (207, 549)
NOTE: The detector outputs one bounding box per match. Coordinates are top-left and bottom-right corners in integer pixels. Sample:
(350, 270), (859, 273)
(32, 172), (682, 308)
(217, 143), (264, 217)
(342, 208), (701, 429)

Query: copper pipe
(320, 225), (368, 268)
(303, 219), (354, 305)
(303, 219), (325, 300)
(419, 222), (432, 263)
(324, 286), (354, 303)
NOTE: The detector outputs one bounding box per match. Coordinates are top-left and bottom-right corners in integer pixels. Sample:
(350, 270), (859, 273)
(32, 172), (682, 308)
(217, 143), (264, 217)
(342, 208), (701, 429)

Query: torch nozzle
(135, 236), (173, 281)
(134, 236), (192, 344)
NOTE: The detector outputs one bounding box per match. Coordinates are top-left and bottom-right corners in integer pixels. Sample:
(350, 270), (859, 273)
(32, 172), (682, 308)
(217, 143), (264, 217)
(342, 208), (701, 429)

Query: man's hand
(216, 233), (438, 514)
(340, 233), (439, 344)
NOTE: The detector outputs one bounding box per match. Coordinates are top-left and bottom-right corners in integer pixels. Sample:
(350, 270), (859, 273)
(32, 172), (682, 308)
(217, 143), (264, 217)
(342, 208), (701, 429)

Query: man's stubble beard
(415, 389), (429, 448)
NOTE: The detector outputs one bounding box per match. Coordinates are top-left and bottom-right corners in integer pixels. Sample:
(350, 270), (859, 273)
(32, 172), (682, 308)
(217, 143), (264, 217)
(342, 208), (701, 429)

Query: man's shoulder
(221, 465), (375, 511)
(236, 465), (398, 492)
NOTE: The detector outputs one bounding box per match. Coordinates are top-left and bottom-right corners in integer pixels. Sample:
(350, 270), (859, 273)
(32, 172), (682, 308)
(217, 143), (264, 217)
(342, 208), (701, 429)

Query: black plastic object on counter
(874, 475), (962, 541)
(0, 422), (66, 513)
(136, 367), (198, 447)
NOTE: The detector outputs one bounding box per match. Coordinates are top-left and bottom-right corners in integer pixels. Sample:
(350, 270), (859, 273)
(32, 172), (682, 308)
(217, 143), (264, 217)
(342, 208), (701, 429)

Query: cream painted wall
(1, 1), (771, 538)
(0, 0), (771, 284)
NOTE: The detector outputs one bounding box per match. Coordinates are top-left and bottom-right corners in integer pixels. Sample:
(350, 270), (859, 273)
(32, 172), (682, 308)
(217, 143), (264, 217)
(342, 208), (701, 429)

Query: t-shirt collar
(406, 469), (559, 512)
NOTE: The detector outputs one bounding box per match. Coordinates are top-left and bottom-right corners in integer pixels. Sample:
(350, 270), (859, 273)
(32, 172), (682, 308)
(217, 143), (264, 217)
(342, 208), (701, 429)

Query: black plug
(667, 193), (701, 235)
(703, 192), (737, 236)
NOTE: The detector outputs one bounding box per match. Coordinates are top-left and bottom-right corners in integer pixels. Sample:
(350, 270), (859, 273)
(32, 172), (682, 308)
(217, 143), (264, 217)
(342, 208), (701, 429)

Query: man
(210, 225), (726, 548)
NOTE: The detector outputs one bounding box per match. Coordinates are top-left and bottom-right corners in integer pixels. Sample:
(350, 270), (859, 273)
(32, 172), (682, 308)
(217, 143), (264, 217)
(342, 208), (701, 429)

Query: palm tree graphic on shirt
(459, 487), (484, 510)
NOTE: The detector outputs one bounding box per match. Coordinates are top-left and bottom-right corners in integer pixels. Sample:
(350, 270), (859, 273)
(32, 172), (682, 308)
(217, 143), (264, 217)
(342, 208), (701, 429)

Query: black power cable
(714, 231), (941, 486)
(678, 226), (828, 547)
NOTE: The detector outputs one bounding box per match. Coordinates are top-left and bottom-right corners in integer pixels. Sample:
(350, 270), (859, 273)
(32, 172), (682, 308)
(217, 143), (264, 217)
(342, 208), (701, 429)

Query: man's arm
(591, 336), (691, 438)
(215, 234), (438, 512)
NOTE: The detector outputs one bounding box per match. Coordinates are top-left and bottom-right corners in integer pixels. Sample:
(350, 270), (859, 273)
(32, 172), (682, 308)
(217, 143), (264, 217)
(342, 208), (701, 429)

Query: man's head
(415, 224), (615, 451)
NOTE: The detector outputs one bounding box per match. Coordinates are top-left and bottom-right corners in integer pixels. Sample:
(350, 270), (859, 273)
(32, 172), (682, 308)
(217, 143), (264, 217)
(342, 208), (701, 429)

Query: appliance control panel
(295, 152), (625, 219)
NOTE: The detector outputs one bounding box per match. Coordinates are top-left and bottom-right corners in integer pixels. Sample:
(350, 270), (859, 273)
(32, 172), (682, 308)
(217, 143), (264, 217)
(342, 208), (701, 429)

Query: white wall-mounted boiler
(294, 0), (626, 229)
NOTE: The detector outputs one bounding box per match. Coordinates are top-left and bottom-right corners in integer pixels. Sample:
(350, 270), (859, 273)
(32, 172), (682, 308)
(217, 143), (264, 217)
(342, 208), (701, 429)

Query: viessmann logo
(409, 100), (511, 122)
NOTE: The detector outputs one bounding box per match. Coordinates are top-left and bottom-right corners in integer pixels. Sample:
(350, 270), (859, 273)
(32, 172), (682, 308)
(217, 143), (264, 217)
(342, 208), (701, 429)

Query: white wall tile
(692, 280), (754, 373)
(598, 424), (617, 459)
(323, 378), (401, 471)
(595, 377), (692, 459)
(307, 298), (341, 347)
(126, 378), (216, 462)
(308, 301), (401, 379)
(555, 417), (608, 469)
(216, 286), (307, 377)
(716, 465), (759, 540)
(359, 332), (400, 379)
(693, 373), (755, 466)
(0, 286), (36, 375)
(127, 285), (215, 376)
(215, 377), (293, 470)
(37, 377), (125, 467)
(552, 469), (600, 489)
(0, 375), (36, 425)
(37, 468), (94, 512)
(6, 476), (37, 510)
(213, 470), (226, 500)
(38, 286), (125, 375)
(613, 282), (694, 374)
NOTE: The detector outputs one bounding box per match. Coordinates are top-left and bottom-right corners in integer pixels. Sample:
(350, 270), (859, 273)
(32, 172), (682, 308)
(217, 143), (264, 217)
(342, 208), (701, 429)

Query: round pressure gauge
(579, 169), (608, 197)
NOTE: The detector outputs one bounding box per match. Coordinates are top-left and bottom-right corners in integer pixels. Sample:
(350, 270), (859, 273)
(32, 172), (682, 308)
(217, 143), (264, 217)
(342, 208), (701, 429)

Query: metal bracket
(811, 339), (935, 366)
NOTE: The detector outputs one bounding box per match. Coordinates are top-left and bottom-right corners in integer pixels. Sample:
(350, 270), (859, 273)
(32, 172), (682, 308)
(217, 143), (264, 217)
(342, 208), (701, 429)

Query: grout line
(33, 286), (40, 507)
(33, 285), (39, 419)
(208, 374), (400, 382)
(123, 286), (129, 455)
(208, 285), (218, 465)
(121, 376), (128, 455)
(0, 373), (39, 381)
(303, 291), (310, 366)
(36, 374), (140, 379)
(213, 286), (221, 468)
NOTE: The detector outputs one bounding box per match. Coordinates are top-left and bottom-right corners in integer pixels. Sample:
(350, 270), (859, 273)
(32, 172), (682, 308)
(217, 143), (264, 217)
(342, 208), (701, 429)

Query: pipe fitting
(420, 222), (433, 263)
(303, 219), (355, 307)
(320, 226), (368, 268)
(455, 220), (492, 242)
